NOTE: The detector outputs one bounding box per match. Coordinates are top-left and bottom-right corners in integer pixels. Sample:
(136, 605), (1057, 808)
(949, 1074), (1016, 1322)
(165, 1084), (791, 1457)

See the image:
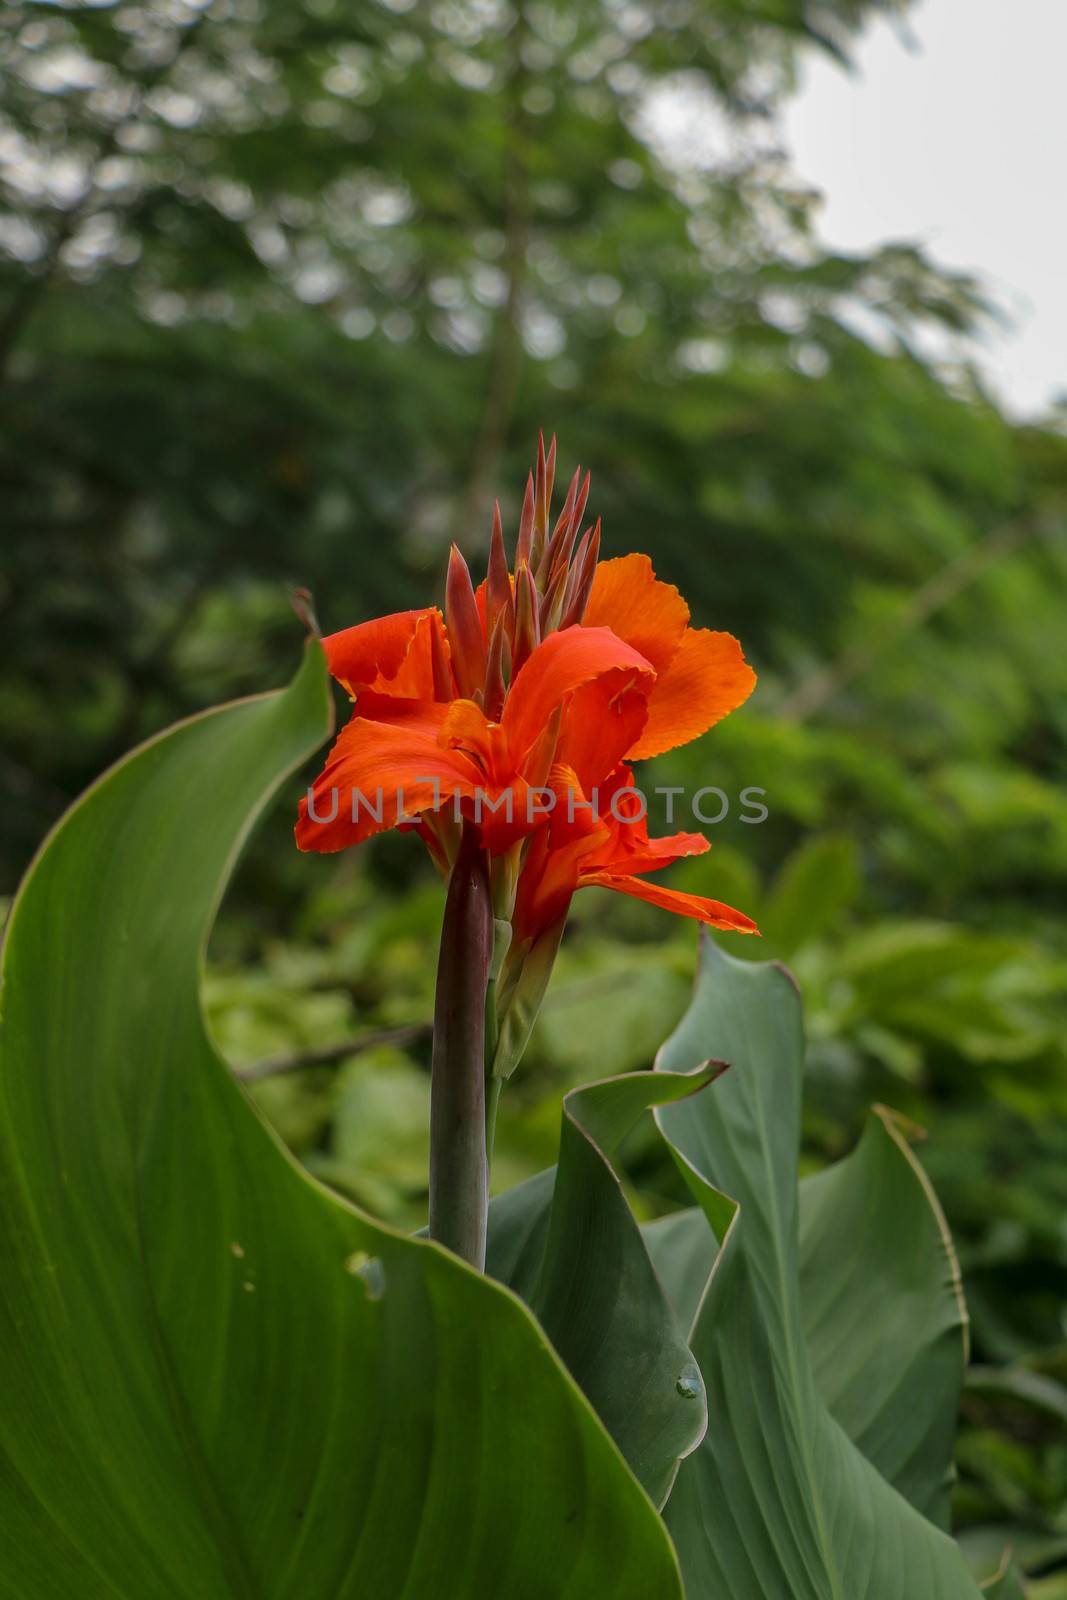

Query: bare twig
(777, 513), (1057, 723)
(233, 1023), (431, 1084)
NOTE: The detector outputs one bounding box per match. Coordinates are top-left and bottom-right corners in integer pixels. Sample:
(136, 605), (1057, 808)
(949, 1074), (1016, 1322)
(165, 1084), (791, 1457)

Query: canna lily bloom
(296, 436), (758, 1074)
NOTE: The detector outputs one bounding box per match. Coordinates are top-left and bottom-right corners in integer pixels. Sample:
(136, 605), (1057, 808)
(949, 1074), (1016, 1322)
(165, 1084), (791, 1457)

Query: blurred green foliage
(2, 0), (1065, 1587)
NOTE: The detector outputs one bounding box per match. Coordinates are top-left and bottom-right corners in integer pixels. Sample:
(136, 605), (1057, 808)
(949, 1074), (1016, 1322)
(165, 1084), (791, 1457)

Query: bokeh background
(2, 0), (1065, 1587)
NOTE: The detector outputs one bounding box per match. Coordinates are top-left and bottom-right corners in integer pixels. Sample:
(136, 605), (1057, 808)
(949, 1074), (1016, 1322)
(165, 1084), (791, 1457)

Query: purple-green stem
(428, 821), (493, 1269)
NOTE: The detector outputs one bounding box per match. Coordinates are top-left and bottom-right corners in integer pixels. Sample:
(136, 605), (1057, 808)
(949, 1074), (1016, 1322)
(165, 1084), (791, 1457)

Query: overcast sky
(783, 0), (1066, 419)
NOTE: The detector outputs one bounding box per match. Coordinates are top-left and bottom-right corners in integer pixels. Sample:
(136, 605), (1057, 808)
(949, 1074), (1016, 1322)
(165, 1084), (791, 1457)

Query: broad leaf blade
(487, 1069), (718, 1506)
(655, 933), (983, 1599)
(0, 644), (683, 1600)
(647, 1108), (969, 1529)
(798, 1104), (969, 1529)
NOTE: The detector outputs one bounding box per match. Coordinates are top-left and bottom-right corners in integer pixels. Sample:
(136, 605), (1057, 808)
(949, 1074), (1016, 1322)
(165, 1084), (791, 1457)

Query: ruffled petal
(569, 765), (707, 874)
(323, 608), (443, 695)
(629, 627), (756, 761)
(385, 609), (451, 699)
(584, 554), (689, 674)
(295, 715), (482, 853)
(593, 831), (710, 877)
(580, 872), (760, 934)
(502, 625), (654, 770)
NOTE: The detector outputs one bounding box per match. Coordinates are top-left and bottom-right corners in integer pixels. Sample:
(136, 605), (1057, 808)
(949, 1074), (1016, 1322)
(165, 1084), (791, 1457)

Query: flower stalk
(296, 437), (761, 1238)
(428, 821), (494, 1269)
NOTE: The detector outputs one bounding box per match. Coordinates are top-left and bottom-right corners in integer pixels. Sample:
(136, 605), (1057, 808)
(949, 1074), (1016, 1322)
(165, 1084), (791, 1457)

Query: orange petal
(439, 697), (509, 778)
(629, 627), (756, 761)
(384, 610), (452, 699)
(585, 554), (689, 674)
(503, 625), (654, 770)
(323, 609), (440, 692)
(512, 824), (597, 944)
(545, 762), (610, 848)
(554, 670), (649, 793)
(354, 692), (451, 740)
(581, 872), (759, 934)
(572, 766), (706, 875)
(592, 831), (710, 877)
(295, 715), (481, 852)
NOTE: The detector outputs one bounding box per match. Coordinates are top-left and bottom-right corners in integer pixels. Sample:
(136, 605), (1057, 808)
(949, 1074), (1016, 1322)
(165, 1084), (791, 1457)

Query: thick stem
(428, 822), (493, 1269)
(483, 916), (512, 1162)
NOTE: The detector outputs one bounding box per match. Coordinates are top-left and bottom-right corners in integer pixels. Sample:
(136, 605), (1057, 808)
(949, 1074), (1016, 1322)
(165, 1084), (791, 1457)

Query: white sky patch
(784, 0), (1067, 419)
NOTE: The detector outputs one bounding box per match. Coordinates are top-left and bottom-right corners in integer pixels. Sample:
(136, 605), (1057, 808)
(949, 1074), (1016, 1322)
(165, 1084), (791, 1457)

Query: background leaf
(646, 1100), (969, 1529)
(486, 1068), (720, 1507)
(760, 833), (862, 958)
(655, 934), (983, 1598)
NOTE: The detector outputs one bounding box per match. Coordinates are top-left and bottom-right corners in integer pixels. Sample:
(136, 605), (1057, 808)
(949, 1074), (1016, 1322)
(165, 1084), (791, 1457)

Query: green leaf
(761, 832), (861, 957)
(796, 1104), (969, 1529)
(487, 1067), (719, 1507)
(0, 644), (683, 1600)
(646, 1102), (969, 1529)
(966, 1365), (1067, 1429)
(654, 934), (983, 1598)
(1030, 1575), (1067, 1600)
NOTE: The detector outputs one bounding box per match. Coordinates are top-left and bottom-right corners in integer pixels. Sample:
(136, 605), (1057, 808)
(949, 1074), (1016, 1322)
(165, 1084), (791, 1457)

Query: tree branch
(233, 1023), (431, 1084)
(0, 13), (206, 380)
(777, 513), (1056, 723)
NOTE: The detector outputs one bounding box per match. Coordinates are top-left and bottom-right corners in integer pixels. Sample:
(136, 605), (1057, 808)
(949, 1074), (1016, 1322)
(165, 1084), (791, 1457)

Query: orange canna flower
(296, 436), (758, 1073)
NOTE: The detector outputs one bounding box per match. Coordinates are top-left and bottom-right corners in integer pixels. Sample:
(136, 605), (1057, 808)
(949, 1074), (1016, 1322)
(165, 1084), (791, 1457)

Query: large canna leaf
(645, 1103), (968, 1529)
(0, 642), (683, 1600)
(486, 1067), (720, 1507)
(654, 934), (984, 1600)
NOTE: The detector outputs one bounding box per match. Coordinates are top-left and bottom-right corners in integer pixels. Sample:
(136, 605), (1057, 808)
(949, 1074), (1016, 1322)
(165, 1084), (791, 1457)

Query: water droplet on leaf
(345, 1250), (386, 1300)
(676, 1368), (701, 1400)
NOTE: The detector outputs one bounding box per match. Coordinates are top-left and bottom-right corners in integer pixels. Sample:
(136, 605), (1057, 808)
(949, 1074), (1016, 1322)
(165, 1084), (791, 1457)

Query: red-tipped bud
(486, 501), (511, 636)
(290, 586), (320, 636)
(568, 525), (592, 583)
(559, 518), (601, 629)
(532, 431), (556, 569)
(513, 560), (540, 677)
(570, 470), (591, 543)
(540, 560), (569, 636)
(559, 530), (589, 621)
(539, 466), (581, 583)
(445, 543), (487, 698)
(482, 608), (512, 721)
(515, 472), (535, 570)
